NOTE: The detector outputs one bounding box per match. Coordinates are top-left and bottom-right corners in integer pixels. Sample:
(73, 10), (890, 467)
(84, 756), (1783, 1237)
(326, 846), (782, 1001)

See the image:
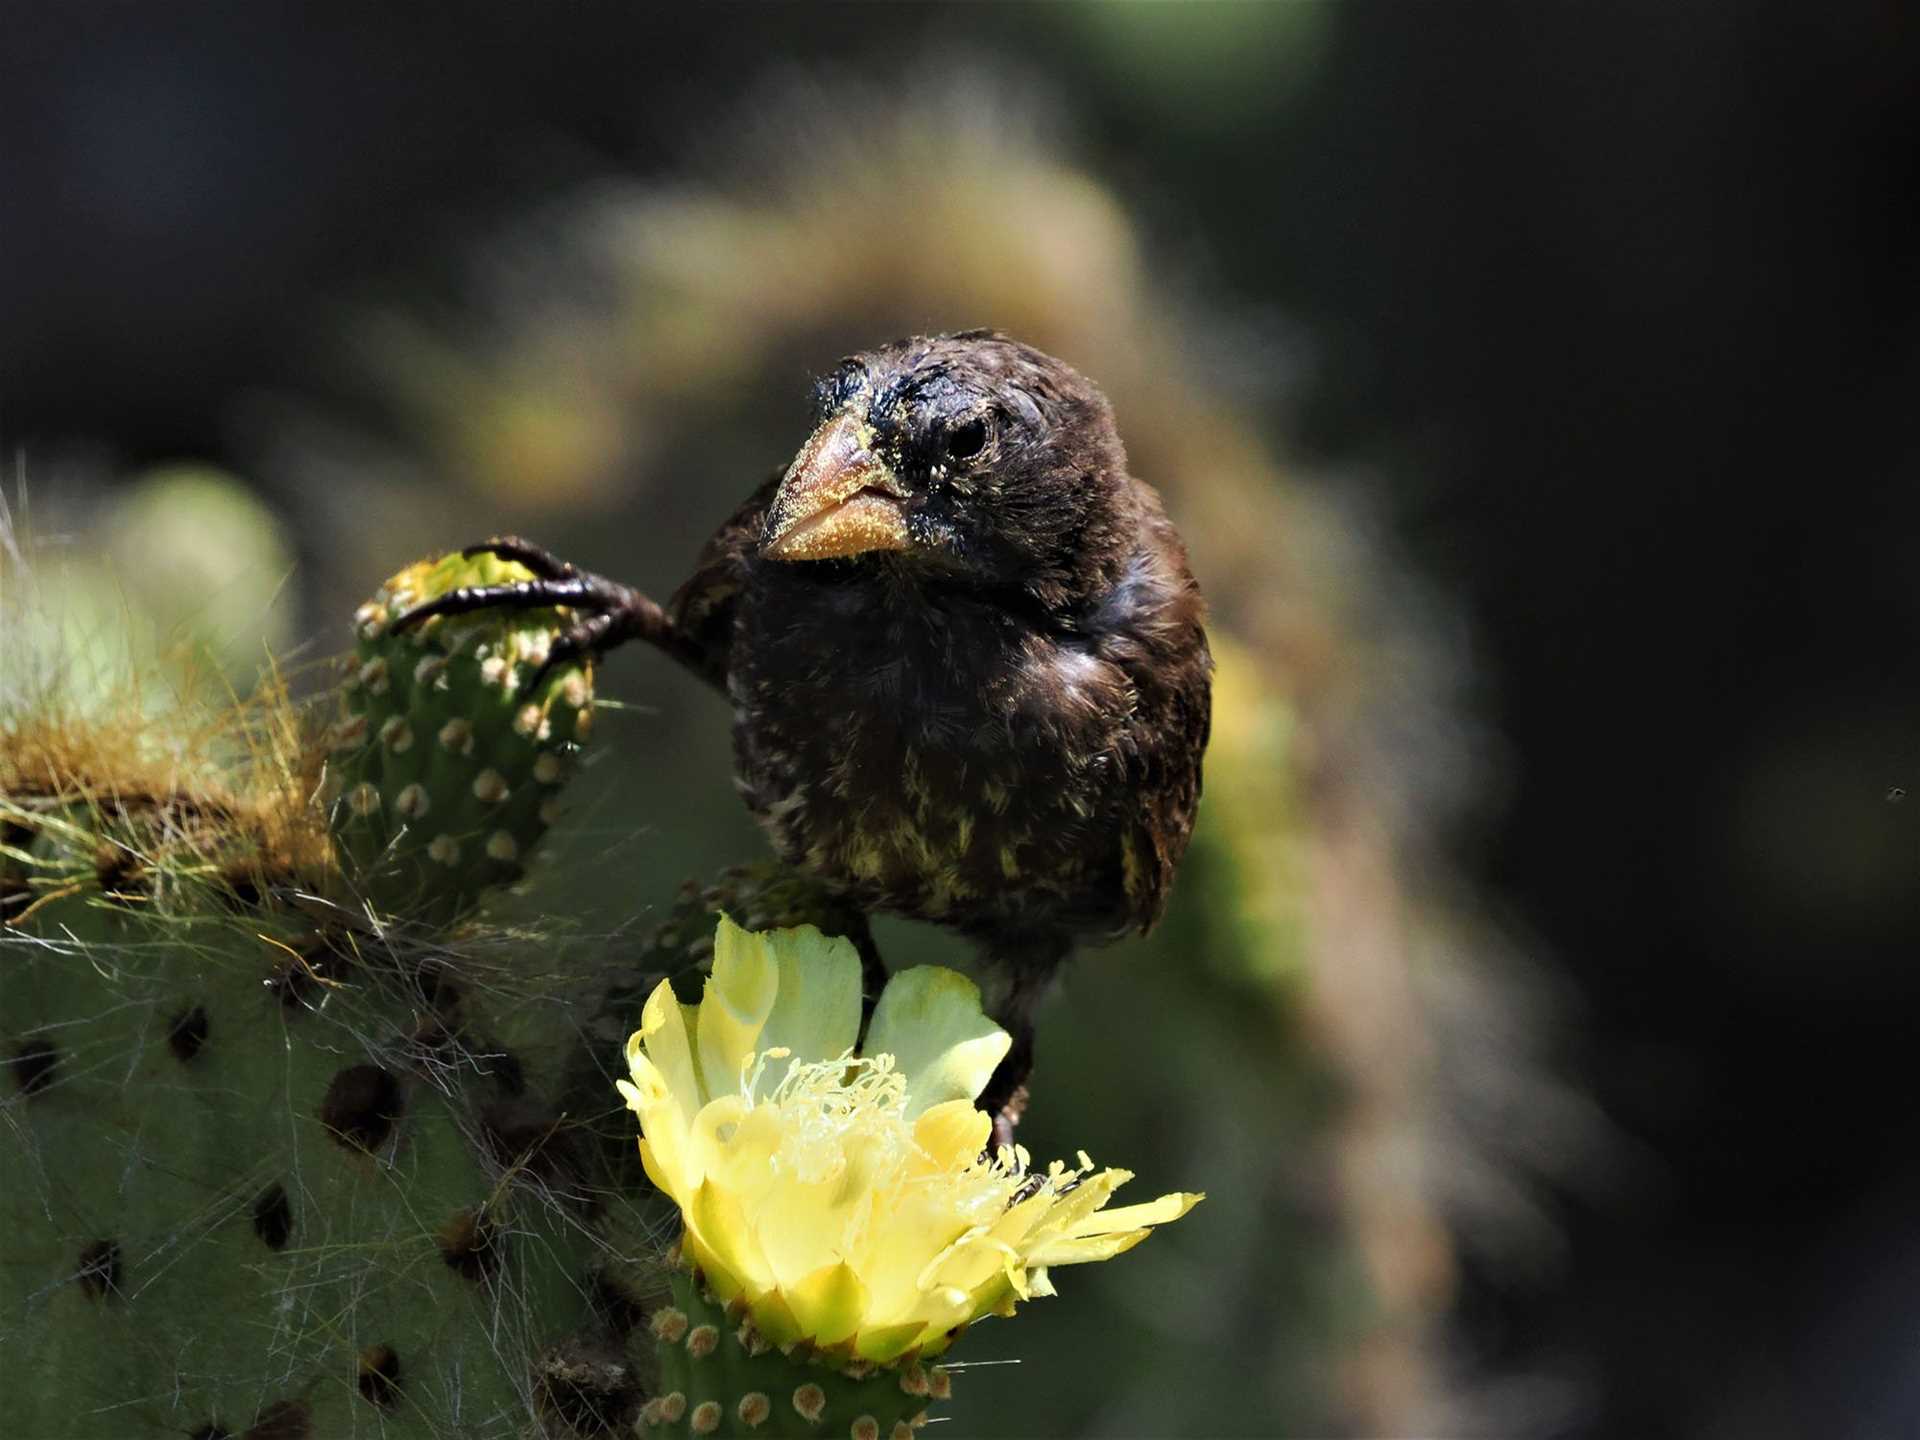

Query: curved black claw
(387, 536), (693, 694)
(460, 535), (576, 581)
(389, 575), (609, 633)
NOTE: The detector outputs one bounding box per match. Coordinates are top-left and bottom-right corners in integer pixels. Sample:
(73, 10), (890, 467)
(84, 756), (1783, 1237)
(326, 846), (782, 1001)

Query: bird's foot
(990, 1085), (1029, 1156)
(977, 1017), (1034, 1155)
(389, 536), (675, 692)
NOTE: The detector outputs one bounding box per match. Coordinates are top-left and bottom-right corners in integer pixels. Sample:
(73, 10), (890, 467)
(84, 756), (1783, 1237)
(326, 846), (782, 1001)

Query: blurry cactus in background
(7, 466), (295, 710)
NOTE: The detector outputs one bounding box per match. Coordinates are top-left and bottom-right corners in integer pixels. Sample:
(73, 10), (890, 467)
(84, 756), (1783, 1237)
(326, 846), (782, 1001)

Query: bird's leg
(977, 933), (1072, 1152)
(388, 536), (709, 691)
(845, 916), (891, 1028)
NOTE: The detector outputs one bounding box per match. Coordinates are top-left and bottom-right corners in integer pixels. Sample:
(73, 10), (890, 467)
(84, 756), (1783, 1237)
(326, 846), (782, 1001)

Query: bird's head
(762, 331), (1132, 605)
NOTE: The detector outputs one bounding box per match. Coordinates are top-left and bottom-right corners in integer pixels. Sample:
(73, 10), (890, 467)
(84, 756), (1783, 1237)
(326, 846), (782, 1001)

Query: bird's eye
(946, 416), (989, 460)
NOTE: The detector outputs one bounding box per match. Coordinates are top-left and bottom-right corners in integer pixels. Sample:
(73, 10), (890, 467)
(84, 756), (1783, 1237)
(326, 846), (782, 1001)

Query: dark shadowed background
(4, 4), (1917, 1437)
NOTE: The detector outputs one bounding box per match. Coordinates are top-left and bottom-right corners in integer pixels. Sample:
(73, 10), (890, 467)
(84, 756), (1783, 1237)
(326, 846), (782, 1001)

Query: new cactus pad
(331, 549), (594, 926)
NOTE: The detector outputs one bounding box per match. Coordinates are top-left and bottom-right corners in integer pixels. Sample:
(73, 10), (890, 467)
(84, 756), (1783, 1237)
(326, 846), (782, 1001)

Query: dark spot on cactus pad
(534, 1338), (643, 1436)
(480, 1096), (581, 1189)
(76, 1239), (122, 1299)
(356, 1343), (403, 1407)
(187, 1424), (234, 1440)
(167, 1005), (210, 1062)
(268, 931), (351, 1013)
(320, 1064), (404, 1153)
(411, 966), (462, 1014)
(93, 842), (150, 905)
(251, 1182), (294, 1251)
(477, 1041), (526, 1096)
(9, 1034), (58, 1095)
(242, 1399), (311, 1440)
(267, 957), (320, 1012)
(214, 856), (298, 913)
(588, 1266), (650, 1338)
(438, 1207), (502, 1282)
(219, 872), (266, 911)
(407, 1014), (459, 1068)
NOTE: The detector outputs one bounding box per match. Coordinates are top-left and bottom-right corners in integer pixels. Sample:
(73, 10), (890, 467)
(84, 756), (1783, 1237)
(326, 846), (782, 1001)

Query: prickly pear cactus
(0, 557), (651, 1440)
(330, 549), (593, 926)
(640, 1268), (938, 1440)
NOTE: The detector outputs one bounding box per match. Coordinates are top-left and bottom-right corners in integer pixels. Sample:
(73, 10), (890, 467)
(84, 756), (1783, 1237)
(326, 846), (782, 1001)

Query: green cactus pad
(0, 807), (643, 1439)
(641, 1268), (941, 1440)
(330, 550), (594, 925)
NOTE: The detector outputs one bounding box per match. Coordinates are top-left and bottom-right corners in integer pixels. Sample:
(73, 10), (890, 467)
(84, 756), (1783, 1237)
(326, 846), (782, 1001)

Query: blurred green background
(4, 5), (1918, 1437)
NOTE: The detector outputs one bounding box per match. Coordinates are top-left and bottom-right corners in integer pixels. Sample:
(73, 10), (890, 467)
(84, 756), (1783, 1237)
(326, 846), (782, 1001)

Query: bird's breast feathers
(726, 556), (1203, 938)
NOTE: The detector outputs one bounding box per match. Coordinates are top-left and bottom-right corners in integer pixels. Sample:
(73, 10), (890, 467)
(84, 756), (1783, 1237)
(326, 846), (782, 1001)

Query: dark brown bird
(397, 331), (1211, 1126)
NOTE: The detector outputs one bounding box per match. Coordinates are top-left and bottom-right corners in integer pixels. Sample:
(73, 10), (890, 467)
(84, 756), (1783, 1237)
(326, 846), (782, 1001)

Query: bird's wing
(665, 472), (780, 690)
(1099, 506), (1214, 936)
(1117, 630), (1212, 933)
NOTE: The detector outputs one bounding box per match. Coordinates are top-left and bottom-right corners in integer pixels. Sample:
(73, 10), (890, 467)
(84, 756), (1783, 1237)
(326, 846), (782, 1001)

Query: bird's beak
(762, 410), (911, 562)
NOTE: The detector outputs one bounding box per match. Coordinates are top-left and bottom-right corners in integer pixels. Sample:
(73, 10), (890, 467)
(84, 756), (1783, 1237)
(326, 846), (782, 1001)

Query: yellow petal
(1058, 1190), (1204, 1239)
(784, 1259), (868, 1347)
(637, 979), (702, 1108)
(635, 1099), (697, 1199)
(754, 923), (862, 1069)
(853, 1319), (930, 1364)
(912, 1273), (1009, 1353)
(917, 1224), (1013, 1300)
(748, 1286), (804, 1351)
(859, 1182), (980, 1321)
(752, 1171), (858, 1291)
(618, 1050), (675, 1125)
(698, 917), (781, 1099)
(636, 1136), (676, 1198)
(864, 966), (1011, 1117)
(911, 1100), (992, 1172)
(688, 1178), (773, 1296)
(698, 1101), (786, 1215)
(1022, 1167), (1130, 1246)
(1026, 1228), (1154, 1267)
(983, 1183), (1064, 1254)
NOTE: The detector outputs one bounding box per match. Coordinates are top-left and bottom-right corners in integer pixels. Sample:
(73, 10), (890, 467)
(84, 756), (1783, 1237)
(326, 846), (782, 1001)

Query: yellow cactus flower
(617, 917), (1202, 1364)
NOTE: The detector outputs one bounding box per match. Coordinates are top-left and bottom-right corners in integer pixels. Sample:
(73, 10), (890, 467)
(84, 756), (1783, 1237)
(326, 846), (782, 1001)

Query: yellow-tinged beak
(763, 410), (911, 562)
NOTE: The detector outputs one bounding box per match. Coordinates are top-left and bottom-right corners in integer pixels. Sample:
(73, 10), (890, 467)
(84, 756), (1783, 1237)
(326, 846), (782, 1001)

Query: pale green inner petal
(864, 965), (1011, 1118)
(752, 923), (862, 1072)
